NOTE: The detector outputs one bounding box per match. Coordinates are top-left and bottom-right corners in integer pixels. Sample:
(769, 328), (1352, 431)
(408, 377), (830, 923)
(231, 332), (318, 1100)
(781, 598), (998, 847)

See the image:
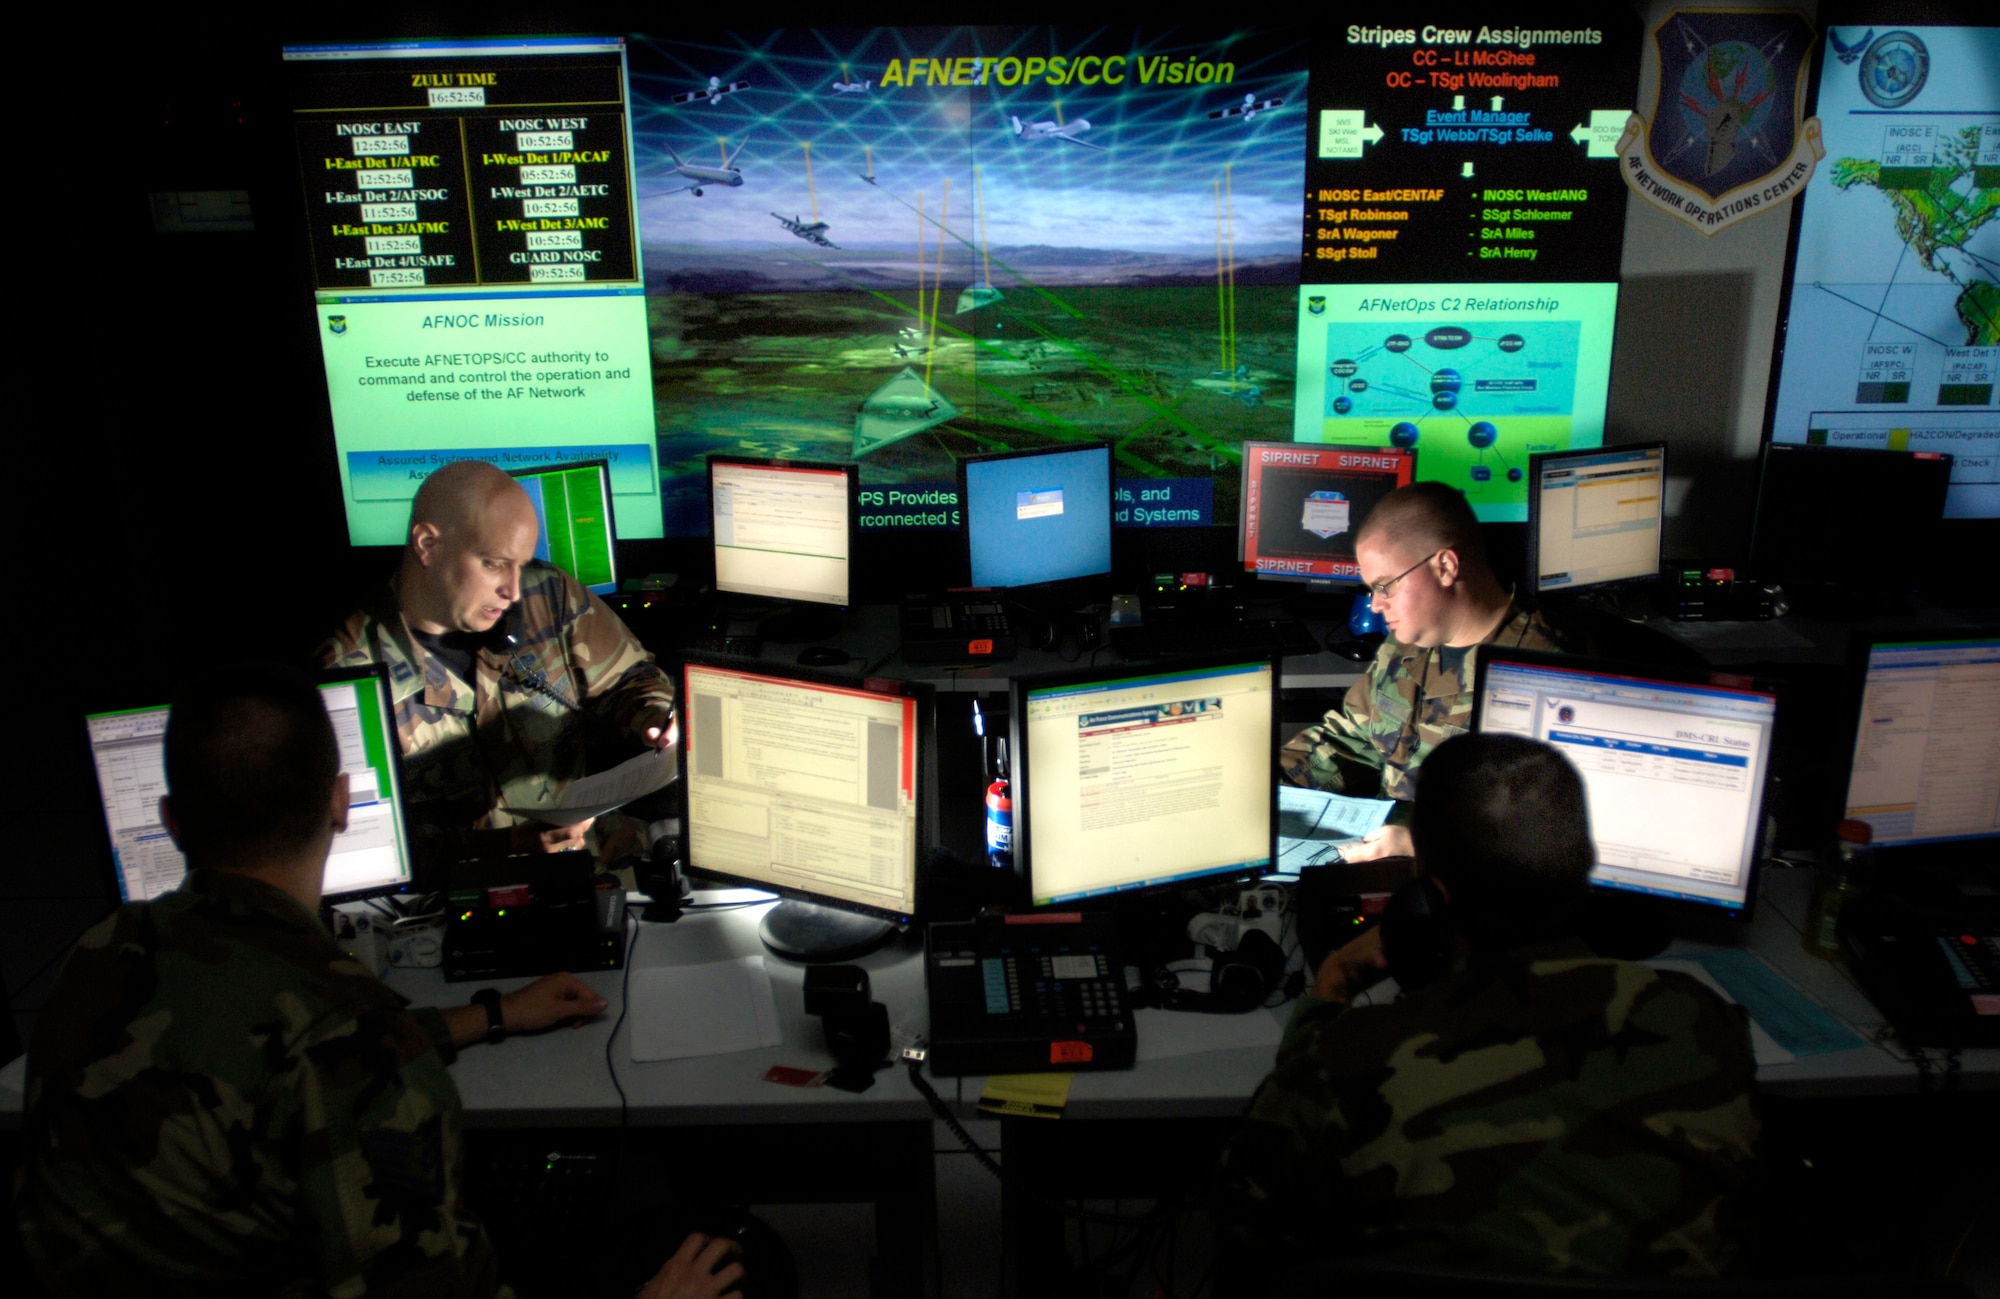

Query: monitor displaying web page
(961, 444), (1113, 590)
(1238, 443), (1414, 586)
(708, 457), (857, 607)
(1527, 443), (1666, 595)
(509, 460), (618, 594)
(1013, 656), (1277, 907)
(1473, 651), (1776, 914)
(681, 660), (922, 921)
(84, 667), (416, 906)
(1843, 633), (2000, 849)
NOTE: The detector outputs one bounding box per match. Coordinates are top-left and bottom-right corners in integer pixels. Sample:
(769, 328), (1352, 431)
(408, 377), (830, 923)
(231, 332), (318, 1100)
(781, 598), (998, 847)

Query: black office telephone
(1840, 890), (2000, 1049)
(899, 592), (1017, 664)
(924, 913), (1136, 1074)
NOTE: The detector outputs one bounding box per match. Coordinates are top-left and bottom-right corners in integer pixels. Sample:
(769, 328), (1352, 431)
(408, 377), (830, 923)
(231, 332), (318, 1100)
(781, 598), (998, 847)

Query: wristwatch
(469, 987), (507, 1044)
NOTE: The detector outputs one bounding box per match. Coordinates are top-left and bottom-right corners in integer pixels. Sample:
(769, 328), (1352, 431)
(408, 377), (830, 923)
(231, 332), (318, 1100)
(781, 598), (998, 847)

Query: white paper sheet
(1133, 1005), (1284, 1063)
(1275, 786), (1396, 873)
(627, 956), (783, 1062)
(503, 746), (678, 825)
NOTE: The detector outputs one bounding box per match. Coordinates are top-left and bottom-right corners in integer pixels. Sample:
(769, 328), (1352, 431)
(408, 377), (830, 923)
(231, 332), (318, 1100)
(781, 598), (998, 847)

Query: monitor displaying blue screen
(961, 444), (1113, 589)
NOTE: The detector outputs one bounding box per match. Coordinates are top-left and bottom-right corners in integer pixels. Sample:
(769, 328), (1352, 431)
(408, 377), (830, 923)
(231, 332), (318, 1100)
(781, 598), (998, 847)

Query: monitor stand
(755, 601), (845, 644)
(759, 900), (896, 963)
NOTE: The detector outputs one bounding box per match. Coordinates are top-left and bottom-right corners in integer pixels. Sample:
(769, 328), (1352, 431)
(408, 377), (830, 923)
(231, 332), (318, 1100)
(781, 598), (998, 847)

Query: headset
(1378, 873), (1457, 991)
(1144, 928), (1288, 1013)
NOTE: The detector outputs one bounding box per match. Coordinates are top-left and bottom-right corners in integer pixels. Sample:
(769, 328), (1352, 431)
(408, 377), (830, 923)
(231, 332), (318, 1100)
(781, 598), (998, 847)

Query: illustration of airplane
(1209, 93), (1284, 122)
(671, 77), (750, 107)
(854, 368), (959, 456)
(831, 78), (872, 94)
(1008, 115), (1103, 149)
(771, 212), (839, 248)
(656, 139), (749, 197)
(891, 341), (928, 359)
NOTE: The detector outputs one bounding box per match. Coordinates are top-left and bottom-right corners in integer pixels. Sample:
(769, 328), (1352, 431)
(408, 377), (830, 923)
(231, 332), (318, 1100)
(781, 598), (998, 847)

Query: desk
(930, 866), (1994, 1294)
(2, 873), (1992, 1295)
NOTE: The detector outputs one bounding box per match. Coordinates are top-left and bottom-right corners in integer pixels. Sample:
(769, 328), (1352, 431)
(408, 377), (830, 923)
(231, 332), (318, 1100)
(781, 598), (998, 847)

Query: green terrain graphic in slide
(1831, 125), (2000, 346)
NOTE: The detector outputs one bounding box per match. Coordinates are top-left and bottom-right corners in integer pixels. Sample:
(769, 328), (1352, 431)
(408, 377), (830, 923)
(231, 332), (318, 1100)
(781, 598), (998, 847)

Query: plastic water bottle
(985, 738), (1013, 872)
(1804, 818), (1873, 961)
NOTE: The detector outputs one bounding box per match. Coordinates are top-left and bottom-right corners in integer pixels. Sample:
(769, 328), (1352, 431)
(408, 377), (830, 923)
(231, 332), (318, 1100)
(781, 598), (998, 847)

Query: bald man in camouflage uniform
(1281, 482), (1561, 862)
(320, 460), (676, 870)
(1217, 735), (1760, 1289)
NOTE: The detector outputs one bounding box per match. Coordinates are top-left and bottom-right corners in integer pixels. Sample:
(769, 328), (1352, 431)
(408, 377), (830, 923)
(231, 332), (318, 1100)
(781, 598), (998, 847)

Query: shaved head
(400, 460), (542, 635)
(408, 460), (531, 547)
(1355, 481), (1488, 568)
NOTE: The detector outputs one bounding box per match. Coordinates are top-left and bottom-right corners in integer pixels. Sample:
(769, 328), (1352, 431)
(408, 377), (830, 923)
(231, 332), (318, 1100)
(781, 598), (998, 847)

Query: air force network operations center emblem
(1619, 10), (1823, 234)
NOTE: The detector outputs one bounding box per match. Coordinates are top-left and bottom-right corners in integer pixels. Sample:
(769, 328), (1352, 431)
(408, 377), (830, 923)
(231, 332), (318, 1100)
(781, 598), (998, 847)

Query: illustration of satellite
(854, 367), (959, 456)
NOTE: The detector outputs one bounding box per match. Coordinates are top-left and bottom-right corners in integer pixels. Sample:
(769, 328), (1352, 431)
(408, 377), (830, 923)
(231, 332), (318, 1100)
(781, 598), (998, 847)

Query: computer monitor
(1011, 655), (1278, 907)
(1527, 443), (1667, 597)
(1840, 629), (2000, 864)
(1472, 648), (1776, 919)
(508, 460), (619, 595)
(1749, 443), (1952, 611)
(959, 443), (1114, 591)
(84, 666), (418, 907)
(680, 655), (929, 961)
(1238, 443), (1415, 587)
(707, 455), (859, 641)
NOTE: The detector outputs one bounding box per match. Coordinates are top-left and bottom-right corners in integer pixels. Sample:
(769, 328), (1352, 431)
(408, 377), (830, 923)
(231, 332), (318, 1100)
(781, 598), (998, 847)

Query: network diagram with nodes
(1293, 283), (1619, 519)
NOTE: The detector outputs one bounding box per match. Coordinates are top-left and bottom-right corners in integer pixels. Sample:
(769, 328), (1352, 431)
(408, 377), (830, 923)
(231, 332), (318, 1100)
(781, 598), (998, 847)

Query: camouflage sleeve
(1215, 957), (1760, 1280)
(558, 573), (676, 744)
(289, 1006), (509, 1298)
(1212, 997), (1358, 1280)
(1278, 642), (1397, 793)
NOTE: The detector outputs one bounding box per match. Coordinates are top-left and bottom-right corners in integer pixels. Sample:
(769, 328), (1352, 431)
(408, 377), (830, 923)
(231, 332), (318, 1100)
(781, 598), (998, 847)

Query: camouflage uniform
(1215, 938), (1760, 1285)
(16, 868), (512, 1298)
(319, 560), (674, 866)
(1281, 602), (1562, 800)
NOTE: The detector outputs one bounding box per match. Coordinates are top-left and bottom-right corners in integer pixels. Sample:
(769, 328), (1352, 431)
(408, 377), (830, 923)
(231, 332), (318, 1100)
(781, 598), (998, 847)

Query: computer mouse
(797, 646), (851, 667)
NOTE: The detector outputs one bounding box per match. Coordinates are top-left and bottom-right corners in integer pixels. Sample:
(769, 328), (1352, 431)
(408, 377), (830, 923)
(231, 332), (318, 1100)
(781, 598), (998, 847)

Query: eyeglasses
(1366, 551), (1440, 600)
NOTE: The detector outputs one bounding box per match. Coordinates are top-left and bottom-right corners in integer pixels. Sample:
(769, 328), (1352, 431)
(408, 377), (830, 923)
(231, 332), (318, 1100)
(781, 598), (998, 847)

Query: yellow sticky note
(977, 1072), (1074, 1119)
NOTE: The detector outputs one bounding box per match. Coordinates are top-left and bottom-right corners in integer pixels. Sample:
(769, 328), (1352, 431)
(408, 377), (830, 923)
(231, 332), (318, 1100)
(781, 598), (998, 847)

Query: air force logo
(327, 315), (348, 335)
(1618, 10), (1824, 235)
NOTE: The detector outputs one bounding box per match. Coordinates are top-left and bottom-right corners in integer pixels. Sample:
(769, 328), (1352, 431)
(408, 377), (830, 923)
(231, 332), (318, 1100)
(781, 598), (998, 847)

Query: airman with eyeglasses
(1280, 483), (1566, 861)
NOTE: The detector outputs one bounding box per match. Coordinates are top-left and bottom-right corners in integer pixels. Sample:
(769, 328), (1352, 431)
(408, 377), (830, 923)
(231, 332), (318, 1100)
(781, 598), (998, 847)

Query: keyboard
(1110, 618), (1319, 660)
(466, 1138), (612, 1238)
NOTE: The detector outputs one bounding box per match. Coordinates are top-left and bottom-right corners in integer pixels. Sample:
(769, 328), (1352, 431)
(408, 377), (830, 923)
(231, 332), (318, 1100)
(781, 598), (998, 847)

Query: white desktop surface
(403, 890), (937, 1127)
(3, 872), (1990, 1132)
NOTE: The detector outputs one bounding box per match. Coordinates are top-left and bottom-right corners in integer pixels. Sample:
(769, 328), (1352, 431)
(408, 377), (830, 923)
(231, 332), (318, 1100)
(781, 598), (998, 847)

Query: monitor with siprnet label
(1238, 442), (1414, 588)
(1473, 649), (1776, 916)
